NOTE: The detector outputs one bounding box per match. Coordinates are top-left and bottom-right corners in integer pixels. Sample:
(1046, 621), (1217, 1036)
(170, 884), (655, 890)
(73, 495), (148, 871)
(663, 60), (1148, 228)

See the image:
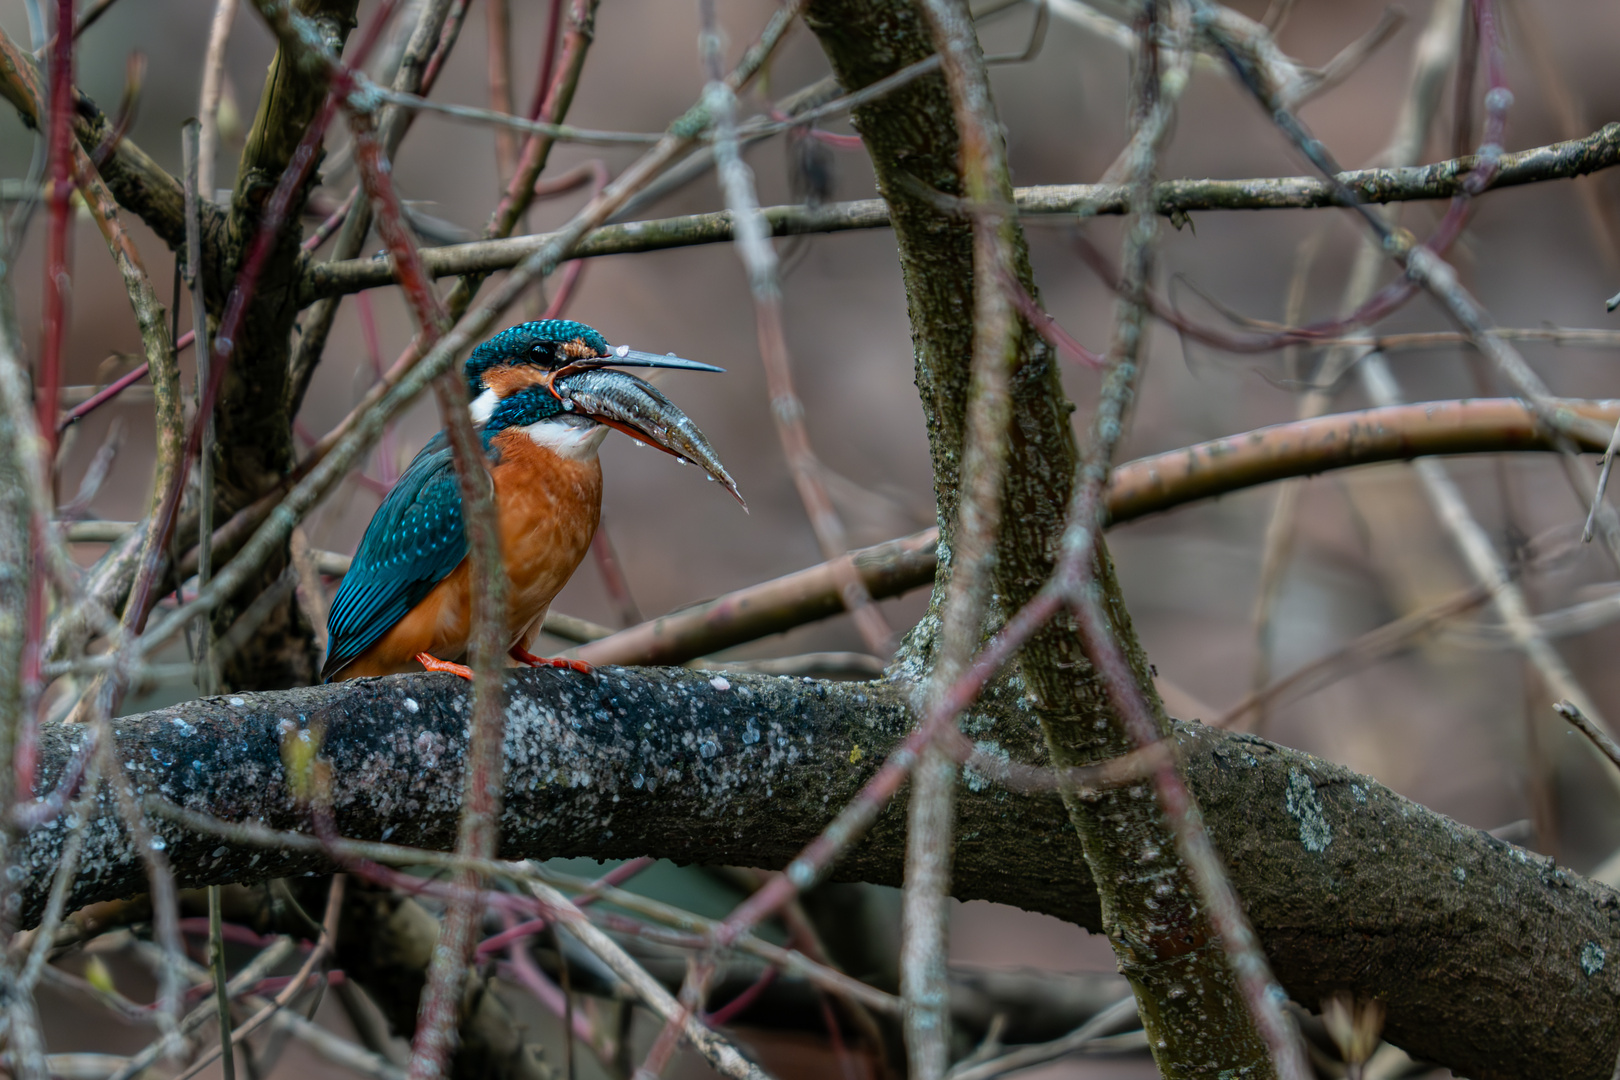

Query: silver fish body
(554, 368), (745, 508)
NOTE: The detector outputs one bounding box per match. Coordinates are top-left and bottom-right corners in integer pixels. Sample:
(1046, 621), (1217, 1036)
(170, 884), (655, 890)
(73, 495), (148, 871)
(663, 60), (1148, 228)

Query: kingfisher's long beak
(573, 345), (725, 374)
(554, 368), (746, 509)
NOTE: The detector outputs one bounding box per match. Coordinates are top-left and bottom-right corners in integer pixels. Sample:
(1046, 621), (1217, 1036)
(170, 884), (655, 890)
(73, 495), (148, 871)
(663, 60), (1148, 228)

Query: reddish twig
(500, 926), (604, 1056)
(706, 965), (777, 1026)
(635, 957), (714, 1079)
(55, 329), (194, 432)
(300, 186), (358, 253)
(474, 856), (653, 958)
(487, 0), (518, 185)
(342, 91), (512, 1080)
(39, 0), (72, 463)
(589, 524), (642, 627)
(414, 0), (471, 93)
(999, 270), (1103, 367)
(353, 292), (397, 488)
(528, 0), (565, 124)
(19, 0), (76, 810)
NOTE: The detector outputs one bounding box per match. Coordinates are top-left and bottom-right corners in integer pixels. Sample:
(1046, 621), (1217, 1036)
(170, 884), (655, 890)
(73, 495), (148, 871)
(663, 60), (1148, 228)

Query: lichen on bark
(804, 1), (1275, 1073)
(14, 669), (1620, 1079)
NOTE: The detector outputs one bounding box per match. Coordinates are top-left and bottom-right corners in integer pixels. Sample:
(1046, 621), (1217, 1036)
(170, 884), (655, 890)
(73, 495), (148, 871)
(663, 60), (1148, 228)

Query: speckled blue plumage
(462, 319), (610, 397)
(322, 434), (467, 680)
(321, 387), (572, 681)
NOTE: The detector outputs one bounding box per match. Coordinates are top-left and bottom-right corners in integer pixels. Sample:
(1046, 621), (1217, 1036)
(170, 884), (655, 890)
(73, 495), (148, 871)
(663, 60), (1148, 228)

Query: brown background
(10, 0), (1620, 1074)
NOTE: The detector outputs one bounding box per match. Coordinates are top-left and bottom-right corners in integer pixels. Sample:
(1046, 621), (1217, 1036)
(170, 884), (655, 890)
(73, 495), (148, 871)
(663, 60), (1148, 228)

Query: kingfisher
(322, 319), (743, 682)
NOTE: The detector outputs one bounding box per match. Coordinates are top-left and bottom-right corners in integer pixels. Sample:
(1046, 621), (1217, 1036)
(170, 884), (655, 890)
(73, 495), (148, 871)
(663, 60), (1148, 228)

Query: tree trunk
(803, 2), (1273, 1072)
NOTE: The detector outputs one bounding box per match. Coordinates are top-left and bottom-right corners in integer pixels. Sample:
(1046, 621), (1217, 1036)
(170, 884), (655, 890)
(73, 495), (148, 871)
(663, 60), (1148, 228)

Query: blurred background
(9, 0), (1620, 1074)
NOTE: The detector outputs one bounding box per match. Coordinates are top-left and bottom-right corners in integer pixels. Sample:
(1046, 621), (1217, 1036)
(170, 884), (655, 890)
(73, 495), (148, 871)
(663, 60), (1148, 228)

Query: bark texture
(804, 2), (1269, 1073)
(16, 670), (1620, 1079)
(212, 0), (359, 691)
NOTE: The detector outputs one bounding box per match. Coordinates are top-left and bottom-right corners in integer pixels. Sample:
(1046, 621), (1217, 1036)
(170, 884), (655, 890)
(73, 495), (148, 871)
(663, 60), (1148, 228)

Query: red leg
(509, 643), (594, 674)
(415, 652), (474, 680)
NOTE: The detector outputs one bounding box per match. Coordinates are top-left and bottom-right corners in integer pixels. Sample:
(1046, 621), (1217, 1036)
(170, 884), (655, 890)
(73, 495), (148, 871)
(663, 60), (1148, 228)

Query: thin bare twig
(1586, 415), (1620, 541)
(1554, 700), (1620, 772)
(521, 873), (771, 1080)
(699, 0), (890, 658)
(1042, 4), (1309, 1074)
(195, 0), (236, 199)
(167, 877), (346, 1080)
(486, 0), (516, 185)
(946, 995), (1139, 1080)
(38, 0), (71, 466)
(303, 122), (1620, 301)
(902, 0), (1035, 1071)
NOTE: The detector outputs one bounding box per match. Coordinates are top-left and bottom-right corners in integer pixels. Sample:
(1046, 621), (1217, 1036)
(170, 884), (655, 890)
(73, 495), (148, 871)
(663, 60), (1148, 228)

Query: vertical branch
(188, 121), (233, 1080)
(345, 114), (511, 1080)
(27, 0), (74, 807)
(184, 122), (217, 694)
(699, 0), (891, 657)
(0, 268), (35, 984)
(39, 0), (72, 465)
(208, 880), (238, 1080)
(487, 0), (517, 186)
(197, 0), (239, 199)
(1044, 7), (1309, 1075)
(284, 0), (457, 415)
(902, 0), (1028, 1073)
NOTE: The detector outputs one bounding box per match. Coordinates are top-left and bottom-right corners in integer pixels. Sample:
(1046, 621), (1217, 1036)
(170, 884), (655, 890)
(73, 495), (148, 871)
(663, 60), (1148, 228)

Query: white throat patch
(469, 387), (499, 425)
(523, 418), (609, 460)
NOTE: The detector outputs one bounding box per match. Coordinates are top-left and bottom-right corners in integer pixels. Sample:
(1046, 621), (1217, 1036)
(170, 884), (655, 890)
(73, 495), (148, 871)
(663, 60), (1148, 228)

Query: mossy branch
(11, 669), (1620, 1080)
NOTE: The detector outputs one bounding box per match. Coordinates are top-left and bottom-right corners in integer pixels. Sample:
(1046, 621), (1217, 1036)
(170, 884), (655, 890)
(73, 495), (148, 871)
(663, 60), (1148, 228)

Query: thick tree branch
(301, 123), (1620, 304)
(13, 669), (1620, 1080)
(207, 0), (358, 691)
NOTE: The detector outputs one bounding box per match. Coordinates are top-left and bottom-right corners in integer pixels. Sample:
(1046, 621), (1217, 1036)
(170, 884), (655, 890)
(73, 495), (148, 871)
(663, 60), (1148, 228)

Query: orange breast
(489, 429), (603, 638)
(337, 431), (602, 679)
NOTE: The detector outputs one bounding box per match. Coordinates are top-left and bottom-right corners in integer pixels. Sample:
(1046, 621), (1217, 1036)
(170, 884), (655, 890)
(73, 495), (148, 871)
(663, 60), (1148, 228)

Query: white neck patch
(522, 417), (609, 460)
(469, 387), (500, 425)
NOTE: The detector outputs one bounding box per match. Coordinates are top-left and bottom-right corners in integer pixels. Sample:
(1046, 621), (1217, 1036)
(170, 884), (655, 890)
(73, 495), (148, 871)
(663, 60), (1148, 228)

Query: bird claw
(415, 652), (474, 680)
(509, 644), (594, 674)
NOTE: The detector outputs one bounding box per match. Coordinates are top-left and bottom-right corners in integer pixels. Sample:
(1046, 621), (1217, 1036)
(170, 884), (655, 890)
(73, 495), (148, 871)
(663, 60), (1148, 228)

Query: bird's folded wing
(322, 433), (469, 680)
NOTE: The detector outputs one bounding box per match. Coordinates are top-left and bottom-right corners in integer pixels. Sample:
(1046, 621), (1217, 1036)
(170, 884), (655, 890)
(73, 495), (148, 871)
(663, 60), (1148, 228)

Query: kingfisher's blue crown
(463, 320), (611, 396)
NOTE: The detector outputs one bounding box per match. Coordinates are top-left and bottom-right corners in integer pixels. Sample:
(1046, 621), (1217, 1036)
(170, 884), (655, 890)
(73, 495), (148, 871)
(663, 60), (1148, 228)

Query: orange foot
(509, 644), (594, 675)
(415, 652), (474, 680)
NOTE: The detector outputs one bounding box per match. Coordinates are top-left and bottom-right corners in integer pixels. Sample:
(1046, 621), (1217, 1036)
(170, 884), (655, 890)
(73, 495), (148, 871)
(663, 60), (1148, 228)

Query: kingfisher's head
(464, 319), (723, 423)
(467, 320), (744, 507)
